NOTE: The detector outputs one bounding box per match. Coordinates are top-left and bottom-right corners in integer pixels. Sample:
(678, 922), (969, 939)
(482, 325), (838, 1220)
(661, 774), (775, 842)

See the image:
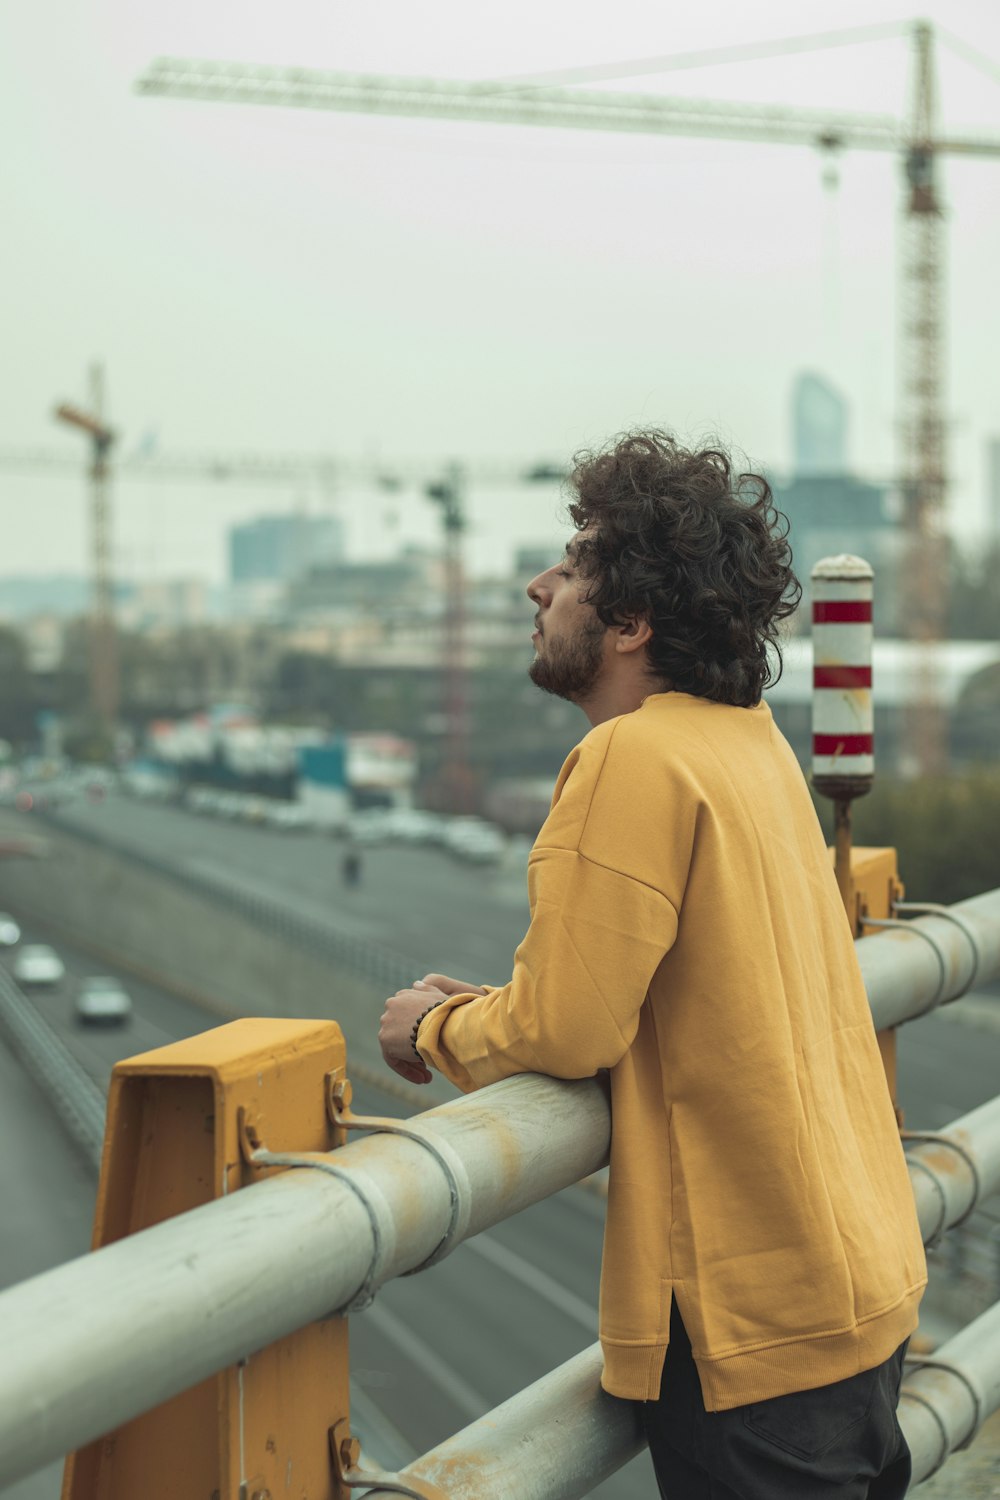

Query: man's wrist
(410, 1000), (443, 1059)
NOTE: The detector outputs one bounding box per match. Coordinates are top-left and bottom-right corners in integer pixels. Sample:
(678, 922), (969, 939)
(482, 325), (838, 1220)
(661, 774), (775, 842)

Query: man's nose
(526, 572), (551, 605)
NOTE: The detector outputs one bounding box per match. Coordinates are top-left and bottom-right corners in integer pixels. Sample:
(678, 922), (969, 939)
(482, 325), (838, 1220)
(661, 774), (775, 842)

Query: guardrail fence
(0, 878), (999, 1496)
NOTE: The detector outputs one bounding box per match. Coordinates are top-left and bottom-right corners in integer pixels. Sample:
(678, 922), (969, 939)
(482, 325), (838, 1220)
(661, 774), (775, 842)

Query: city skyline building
(781, 373), (899, 630)
(792, 371), (849, 477)
(228, 513), (345, 586)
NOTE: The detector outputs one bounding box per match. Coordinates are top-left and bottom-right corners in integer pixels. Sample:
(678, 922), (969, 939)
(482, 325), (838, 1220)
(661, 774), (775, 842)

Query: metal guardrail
(4, 817), (1000, 1494)
(2, 1059), (1000, 1492)
(0, 1069), (610, 1487)
(358, 1298), (1000, 1499)
(0, 966), (105, 1172)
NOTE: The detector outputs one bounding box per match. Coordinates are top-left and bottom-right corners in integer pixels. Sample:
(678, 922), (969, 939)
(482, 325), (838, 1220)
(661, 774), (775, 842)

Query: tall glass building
(229, 514), (344, 585)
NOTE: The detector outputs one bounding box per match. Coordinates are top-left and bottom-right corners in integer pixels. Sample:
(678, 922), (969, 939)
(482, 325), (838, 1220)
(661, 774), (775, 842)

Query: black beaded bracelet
(410, 1001), (442, 1059)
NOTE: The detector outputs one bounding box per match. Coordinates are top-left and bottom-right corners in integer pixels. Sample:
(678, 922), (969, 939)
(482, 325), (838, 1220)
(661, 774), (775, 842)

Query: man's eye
(556, 568), (571, 578)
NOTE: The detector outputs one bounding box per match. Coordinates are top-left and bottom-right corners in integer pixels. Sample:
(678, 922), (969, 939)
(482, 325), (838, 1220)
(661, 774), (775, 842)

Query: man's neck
(578, 675), (668, 728)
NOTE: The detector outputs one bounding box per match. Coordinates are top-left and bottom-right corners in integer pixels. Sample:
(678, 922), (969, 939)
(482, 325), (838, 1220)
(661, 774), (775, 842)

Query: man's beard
(529, 615), (607, 702)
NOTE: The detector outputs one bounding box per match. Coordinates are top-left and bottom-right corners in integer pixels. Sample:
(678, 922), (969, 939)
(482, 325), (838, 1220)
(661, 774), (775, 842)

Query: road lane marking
(349, 1381), (416, 1471)
(464, 1233), (598, 1333)
(363, 1302), (488, 1421)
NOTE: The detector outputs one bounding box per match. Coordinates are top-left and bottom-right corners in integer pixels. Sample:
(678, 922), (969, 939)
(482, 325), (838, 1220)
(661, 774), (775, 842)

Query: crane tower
(425, 464), (472, 813)
(137, 22), (1000, 775)
(55, 365), (118, 745)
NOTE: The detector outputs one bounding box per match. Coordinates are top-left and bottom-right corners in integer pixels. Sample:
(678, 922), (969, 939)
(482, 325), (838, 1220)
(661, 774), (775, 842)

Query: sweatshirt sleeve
(416, 720), (684, 1092)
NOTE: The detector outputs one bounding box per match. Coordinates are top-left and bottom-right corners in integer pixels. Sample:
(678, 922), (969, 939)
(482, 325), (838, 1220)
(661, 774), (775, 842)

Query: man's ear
(614, 616), (653, 655)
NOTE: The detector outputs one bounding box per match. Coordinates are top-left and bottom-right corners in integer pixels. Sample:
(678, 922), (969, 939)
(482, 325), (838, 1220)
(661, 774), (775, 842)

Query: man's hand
(378, 976), (488, 1085)
(379, 984), (445, 1085)
(419, 973), (488, 998)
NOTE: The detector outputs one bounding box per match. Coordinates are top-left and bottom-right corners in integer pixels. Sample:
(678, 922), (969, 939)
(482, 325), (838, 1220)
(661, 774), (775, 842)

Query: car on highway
(0, 912), (21, 947)
(443, 817), (507, 864)
(13, 944), (65, 988)
(345, 809), (396, 845)
(185, 786), (217, 813)
(387, 809), (447, 844)
(216, 792), (249, 820)
(239, 796), (268, 825)
(263, 802), (314, 832)
(74, 975), (132, 1027)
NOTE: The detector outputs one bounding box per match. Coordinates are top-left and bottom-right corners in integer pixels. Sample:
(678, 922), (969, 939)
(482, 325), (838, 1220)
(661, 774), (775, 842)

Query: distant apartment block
(119, 579), (209, 631)
(229, 514), (345, 585)
(513, 545), (557, 580)
(285, 547), (442, 618)
(774, 472), (900, 633)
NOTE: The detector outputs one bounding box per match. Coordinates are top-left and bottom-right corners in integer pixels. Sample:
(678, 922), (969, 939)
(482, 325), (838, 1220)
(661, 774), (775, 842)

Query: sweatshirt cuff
(415, 990), (487, 1091)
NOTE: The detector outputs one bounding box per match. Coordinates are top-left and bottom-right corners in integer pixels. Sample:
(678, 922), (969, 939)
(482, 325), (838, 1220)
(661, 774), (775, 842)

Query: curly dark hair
(567, 430), (801, 708)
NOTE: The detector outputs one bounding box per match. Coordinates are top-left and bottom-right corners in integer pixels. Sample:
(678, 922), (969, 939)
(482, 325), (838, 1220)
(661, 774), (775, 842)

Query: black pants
(642, 1302), (912, 1498)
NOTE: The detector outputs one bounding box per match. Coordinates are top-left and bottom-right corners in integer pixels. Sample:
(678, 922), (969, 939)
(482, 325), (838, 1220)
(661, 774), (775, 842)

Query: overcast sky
(3, 0), (1000, 584)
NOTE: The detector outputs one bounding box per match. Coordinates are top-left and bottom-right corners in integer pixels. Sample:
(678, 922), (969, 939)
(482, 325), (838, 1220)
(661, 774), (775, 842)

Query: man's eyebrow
(564, 541), (579, 564)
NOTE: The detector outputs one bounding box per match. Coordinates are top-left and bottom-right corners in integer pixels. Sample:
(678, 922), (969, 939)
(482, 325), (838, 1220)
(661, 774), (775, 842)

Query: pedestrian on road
(379, 430), (926, 1499)
(341, 848), (362, 888)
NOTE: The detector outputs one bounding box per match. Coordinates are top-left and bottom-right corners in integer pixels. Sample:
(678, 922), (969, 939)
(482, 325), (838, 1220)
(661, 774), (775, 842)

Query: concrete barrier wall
(0, 812), (404, 1081)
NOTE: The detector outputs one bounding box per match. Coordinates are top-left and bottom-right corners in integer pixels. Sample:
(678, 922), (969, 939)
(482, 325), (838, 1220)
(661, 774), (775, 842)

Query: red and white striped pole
(811, 554), (874, 926)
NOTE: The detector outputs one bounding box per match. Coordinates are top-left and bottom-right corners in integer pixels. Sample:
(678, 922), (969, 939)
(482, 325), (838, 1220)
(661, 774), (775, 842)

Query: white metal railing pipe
(907, 1094), (1000, 1244)
(361, 1297), (1000, 1499)
(0, 1072), (609, 1490)
(4, 1074), (999, 1494)
(859, 887), (1000, 1030)
(901, 1297), (1000, 1484)
(362, 1344), (644, 1500)
(1, 886), (998, 1488)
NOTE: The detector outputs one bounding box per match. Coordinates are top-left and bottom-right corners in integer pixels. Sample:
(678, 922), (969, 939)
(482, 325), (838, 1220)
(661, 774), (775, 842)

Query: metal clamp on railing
(327, 1077), (471, 1275)
(237, 1104), (395, 1312)
(894, 901), (982, 999)
(901, 1130), (983, 1244)
(860, 918), (947, 1015)
(902, 1353), (985, 1469)
(330, 1420), (448, 1499)
(862, 898), (982, 1017)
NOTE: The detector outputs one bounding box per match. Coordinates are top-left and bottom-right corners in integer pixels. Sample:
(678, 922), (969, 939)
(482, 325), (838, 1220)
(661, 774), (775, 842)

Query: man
(379, 430), (925, 1498)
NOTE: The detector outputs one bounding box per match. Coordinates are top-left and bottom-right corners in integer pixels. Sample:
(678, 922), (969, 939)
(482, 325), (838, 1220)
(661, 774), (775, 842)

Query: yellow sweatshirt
(417, 692), (926, 1409)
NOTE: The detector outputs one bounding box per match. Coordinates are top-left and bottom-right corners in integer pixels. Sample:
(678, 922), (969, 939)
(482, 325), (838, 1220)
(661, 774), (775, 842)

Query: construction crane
(425, 464), (471, 813)
(55, 365), (118, 743)
(0, 447), (562, 487)
(1, 440), (559, 802)
(136, 21), (1000, 776)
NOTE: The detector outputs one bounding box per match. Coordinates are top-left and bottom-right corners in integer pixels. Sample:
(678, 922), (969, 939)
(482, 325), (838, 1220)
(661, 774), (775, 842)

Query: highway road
(39, 790), (1000, 1130)
(2, 793), (999, 1497)
(48, 793), (531, 984)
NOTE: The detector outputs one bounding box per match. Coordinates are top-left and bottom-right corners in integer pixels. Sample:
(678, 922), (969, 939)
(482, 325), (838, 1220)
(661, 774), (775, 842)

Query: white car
(0, 912), (21, 947)
(388, 810), (447, 845)
(264, 802), (314, 832)
(13, 944), (65, 988)
(74, 975), (132, 1026)
(444, 818), (506, 864)
(345, 810), (395, 845)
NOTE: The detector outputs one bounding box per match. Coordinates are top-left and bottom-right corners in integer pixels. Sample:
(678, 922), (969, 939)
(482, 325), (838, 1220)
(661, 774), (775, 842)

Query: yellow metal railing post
(851, 847), (907, 1128)
(62, 1017), (351, 1500)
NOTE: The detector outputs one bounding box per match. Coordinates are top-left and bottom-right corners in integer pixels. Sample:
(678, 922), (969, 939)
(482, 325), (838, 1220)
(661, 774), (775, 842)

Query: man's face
(526, 539), (608, 702)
